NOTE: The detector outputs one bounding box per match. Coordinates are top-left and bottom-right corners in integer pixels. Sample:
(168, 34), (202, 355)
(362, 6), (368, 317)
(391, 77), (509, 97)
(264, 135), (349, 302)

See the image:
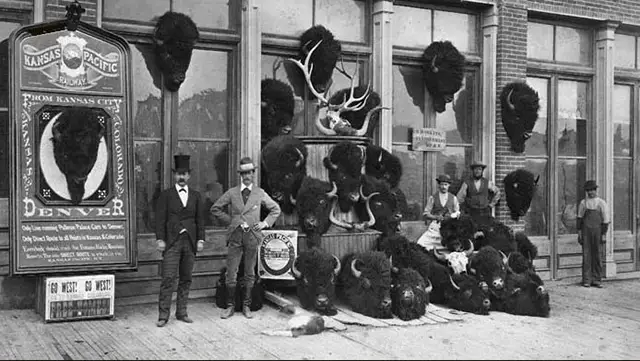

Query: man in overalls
(576, 180), (610, 288)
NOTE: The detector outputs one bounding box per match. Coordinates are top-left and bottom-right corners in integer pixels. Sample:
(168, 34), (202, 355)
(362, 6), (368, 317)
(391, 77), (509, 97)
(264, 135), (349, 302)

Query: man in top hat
(417, 174), (461, 250)
(576, 180), (610, 288)
(210, 157), (281, 319)
(456, 160), (500, 226)
(155, 154), (206, 327)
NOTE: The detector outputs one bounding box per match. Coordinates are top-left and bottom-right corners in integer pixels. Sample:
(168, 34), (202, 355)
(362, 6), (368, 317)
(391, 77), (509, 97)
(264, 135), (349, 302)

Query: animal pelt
(500, 81), (540, 153)
(261, 135), (308, 214)
(422, 41), (466, 113)
(261, 79), (295, 143)
(215, 266), (265, 312)
(391, 267), (429, 321)
(327, 87), (382, 138)
(473, 219), (517, 255)
(468, 245), (508, 291)
(153, 11), (199, 92)
(261, 315), (326, 337)
(444, 273), (492, 315)
(298, 25), (341, 95)
(292, 248), (341, 316)
(338, 251), (393, 319)
(439, 214), (477, 252)
(364, 144), (403, 189)
(504, 169), (539, 221)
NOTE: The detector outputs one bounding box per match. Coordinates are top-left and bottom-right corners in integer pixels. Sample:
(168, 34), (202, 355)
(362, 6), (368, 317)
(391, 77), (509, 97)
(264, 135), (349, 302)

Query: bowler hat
(469, 160), (486, 169)
(584, 180), (598, 190)
(237, 157), (256, 173)
(435, 174), (452, 184)
(173, 155), (191, 173)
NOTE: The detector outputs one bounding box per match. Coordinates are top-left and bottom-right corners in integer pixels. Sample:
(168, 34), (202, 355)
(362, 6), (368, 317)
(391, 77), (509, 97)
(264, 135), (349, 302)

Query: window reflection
(527, 22), (553, 61)
(556, 159), (585, 235)
(392, 5), (432, 49)
(613, 159), (632, 230)
(173, 0), (232, 30)
(316, 0), (367, 43)
(392, 145), (424, 221)
(614, 34), (636, 69)
(433, 11), (477, 53)
(132, 45), (161, 138)
(555, 26), (591, 64)
(134, 143), (162, 234)
(261, 0), (312, 36)
(613, 84), (632, 156)
(392, 65), (424, 143)
(103, 0), (170, 22)
(438, 73), (474, 144)
(557, 80), (588, 157)
(436, 146), (472, 196)
(525, 77), (549, 156)
(523, 159), (548, 236)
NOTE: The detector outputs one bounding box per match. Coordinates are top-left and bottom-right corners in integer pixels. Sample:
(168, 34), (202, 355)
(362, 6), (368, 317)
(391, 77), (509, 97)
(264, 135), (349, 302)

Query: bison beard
(504, 169), (539, 221)
(500, 81), (540, 153)
(215, 265), (264, 312)
(261, 79), (295, 143)
(153, 12), (199, 92)
(51, 107), (105, 205)
(391, 267), (430, 321)
(298, 25), (341, 95)
(422, 41), (466, 113)
(291, 248), (341, 316)
(339, 251), (393, 319)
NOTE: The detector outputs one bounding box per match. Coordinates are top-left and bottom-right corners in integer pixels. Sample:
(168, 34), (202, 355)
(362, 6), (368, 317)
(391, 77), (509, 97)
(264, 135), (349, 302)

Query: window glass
(103, 0), (170, 22)
(556, 158), (585, 235)
(134, 143), (162, 234)
(527, 22), (553, 61)
(524, 158), (548, 236)
(436, 146), (472, 196)
(392, 65), (424, 143)
(637, 37), (640, 70)
(613, 84), (632, 157)
(392, 5), (432, 49)
(433, 11), (477, 53)
(392, 145), (424, 221)
(557, 80), (588, 157)
(614, 34), (636, 69)
(261, 0), (312, 36)
(132, 45), (162, 138)
(555, 26), (591, 64)
(261, 54), (306, 135)
(525, 77), (549, 156)
(437, 73), (474, 144)
(178, 50), (229, 139)
(316, 0), (367, 43)
(613, 159), (632, 231)
(173, 0), (233, 30)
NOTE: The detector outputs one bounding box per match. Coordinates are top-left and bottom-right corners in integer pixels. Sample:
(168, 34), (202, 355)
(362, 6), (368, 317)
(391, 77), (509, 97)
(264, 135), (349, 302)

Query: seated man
(416, 174), (460, 250)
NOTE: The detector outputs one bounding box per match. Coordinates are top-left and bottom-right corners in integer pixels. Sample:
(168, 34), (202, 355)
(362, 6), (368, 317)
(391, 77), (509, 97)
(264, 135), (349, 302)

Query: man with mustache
(155, 155), (206, 327)
(456, 160), (500, 227)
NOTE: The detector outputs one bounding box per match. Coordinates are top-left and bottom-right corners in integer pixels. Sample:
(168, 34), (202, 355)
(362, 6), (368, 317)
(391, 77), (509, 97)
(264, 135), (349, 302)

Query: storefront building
(0, 0), (639, 308)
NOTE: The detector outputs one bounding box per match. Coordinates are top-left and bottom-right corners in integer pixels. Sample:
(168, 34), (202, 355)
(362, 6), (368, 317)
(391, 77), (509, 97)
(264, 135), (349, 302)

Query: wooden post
(372, 0), (393, 150)
(481, 5), (498, 183)
(240, 0), (261, 178)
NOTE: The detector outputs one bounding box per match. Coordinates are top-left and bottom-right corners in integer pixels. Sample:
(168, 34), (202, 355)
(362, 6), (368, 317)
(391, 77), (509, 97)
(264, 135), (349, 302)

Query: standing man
(155, 154), (206, 327)
(456, 160), (500, 226)
(417, 174), (461, 250)
(210, 157), (281, 319)
(577, 180), (610, 288)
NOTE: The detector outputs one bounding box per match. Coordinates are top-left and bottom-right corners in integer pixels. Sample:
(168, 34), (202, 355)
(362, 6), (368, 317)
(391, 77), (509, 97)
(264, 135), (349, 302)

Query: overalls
(581, 209), (603, 284)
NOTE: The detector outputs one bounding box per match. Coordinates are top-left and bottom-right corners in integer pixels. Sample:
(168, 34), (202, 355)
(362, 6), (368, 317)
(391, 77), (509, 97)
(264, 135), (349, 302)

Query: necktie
(242, 188), (250, 204)
(179, 188), (186, 193)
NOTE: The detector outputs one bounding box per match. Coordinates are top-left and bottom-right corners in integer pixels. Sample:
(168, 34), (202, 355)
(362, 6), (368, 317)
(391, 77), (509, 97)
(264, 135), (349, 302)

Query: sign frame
(412, 127), (447, 152)
(258, 230), (298, 281)
(8, 18), (136, 275)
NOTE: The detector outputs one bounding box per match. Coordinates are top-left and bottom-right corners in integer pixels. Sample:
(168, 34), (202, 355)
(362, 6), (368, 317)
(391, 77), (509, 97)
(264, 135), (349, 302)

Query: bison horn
(500, 250), (509, 265)
(350, 258), (362, 278)
(389, 256), (399, 273)
(433, 248), (448, 262)
(449, 274), (460, 291)
(469, 267), (477, 275)
(316, 116), (337, 136)
(289, 194), (297, 206)
(354, 106), (388, 137)
(424, 277), (433, 294)
(333, 255), (341, 276)
(506, 89), (516, 111)
(463, 238), (474, 257)
(377, 150), (383, 163)
(329, 198), (354, 230)
(431, 55), (439, 73)
(534, 174), (540, 185)
(294, 147), (305, 168)
(360, 185), (379, 229)
(291, 257), (302, 279)
(326, 182), (338, 198)
(324, 155), (338, 171)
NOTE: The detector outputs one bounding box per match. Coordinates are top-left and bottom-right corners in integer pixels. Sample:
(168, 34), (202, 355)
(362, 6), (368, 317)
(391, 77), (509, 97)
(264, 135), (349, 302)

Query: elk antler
(286, 40), (331, 104)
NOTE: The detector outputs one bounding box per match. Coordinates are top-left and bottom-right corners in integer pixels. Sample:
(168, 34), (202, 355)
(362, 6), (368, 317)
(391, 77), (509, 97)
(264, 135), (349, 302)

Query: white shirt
(175, 184), (189, 207)
(241, 183), (253, 193)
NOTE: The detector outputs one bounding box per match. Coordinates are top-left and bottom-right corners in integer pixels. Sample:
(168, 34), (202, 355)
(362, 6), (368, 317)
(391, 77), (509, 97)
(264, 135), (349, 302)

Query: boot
(220, 285), (235, 319)
(242, 286), (253, 319)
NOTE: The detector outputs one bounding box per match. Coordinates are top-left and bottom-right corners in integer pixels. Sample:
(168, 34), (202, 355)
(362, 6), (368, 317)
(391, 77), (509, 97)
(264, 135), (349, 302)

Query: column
(240, 0), (261, 174)
(372, 0), (393, 151)
(481, 5), (497, 182)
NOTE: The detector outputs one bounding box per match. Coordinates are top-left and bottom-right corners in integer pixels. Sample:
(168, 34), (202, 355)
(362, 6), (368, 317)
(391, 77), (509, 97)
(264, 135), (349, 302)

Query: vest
(465, 178), (489, 210)
(432, 192), (455, 216)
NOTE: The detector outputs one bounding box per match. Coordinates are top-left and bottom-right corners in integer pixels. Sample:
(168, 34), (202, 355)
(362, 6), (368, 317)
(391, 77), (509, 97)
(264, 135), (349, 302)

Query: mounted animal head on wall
(261, 78), (295, 143)
(500, 81), (540, 153)
(152, 11), (199, 92)
(503, 169), (540, 221)
(298, 25), (341, 96)
(422, 41), (466, 113)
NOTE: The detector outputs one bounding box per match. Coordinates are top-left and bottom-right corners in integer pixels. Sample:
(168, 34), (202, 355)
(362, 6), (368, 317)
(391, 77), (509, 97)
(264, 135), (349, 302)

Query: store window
(612, 84), (634, 231)
(528, 22), (592, 65)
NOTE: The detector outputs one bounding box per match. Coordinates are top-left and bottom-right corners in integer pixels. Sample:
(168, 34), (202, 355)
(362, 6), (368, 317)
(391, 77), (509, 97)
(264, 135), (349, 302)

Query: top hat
(237, 157), (256, 173)
(584, 180), (598, 191)
(435, 174), (452, 184)
(173, 155), (191, 173)
(469, 160), (486, 169)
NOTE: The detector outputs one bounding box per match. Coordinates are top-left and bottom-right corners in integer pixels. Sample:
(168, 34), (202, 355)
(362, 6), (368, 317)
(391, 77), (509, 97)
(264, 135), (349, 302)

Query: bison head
(390, 267), (431, 321)
(298, 25), (341, 95)
(261, 135), (307, 214)
(504, 169), (539, 221)
(354, 175), (401, 235)
(339, 251), (393, 319)
(323, 141), (364, 212)
(440, 214), (477, 252)
(296, 177), (338, 248)
(500, 81), (540, 153)
(364, 144), (403, 189)
(445, 273), (492, 315)
(261, 79), (295, 143)
(500, 271), (550, 317)
(433, 239), (474, 274)
(422, 41), (466, 113)
(322, 87), (383, 138)
(291, 248), (341, 315)
(469, 246), (509, 291)
(153, 11), (199, 92)
(51, 107), (106, 205)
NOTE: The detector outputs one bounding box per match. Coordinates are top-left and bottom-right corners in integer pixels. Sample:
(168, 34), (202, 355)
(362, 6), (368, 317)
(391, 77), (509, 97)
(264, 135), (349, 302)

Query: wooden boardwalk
(1, 276), (639, 360)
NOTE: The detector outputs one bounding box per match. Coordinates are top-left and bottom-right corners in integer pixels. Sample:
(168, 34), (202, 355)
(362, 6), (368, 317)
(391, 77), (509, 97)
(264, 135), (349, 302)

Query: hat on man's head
(584, 180), (598, 191)
(173, 155), (191, 173)
(237, 157), (256, 173)
(436, 174), (452, 184)
(469, 160), (486, 169)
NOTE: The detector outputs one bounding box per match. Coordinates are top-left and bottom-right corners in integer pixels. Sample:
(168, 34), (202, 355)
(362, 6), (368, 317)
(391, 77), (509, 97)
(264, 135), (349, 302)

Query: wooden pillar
(240, 0), (261, 177)
(481, 5), (497, 183)
(594, 20), (620, 278)
(372, 0), (393, 150)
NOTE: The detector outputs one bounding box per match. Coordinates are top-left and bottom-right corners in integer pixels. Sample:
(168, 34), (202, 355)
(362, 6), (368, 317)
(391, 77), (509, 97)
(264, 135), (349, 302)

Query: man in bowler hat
(210, 157), (281, 319)
(457, 160), (500, 226)
(155, 154), (206, 327)
(577, 180), (610, 288)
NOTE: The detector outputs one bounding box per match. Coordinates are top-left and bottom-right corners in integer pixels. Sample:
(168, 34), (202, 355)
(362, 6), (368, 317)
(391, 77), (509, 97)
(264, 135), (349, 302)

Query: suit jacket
(155, 186), (206, 251)
(209, 184), (281, 239)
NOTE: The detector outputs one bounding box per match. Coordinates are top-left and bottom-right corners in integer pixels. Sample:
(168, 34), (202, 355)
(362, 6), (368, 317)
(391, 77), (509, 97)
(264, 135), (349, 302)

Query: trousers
(582, 209), (603, 284)
(225, 227), (259, 288)
(158, 232), (195, 320)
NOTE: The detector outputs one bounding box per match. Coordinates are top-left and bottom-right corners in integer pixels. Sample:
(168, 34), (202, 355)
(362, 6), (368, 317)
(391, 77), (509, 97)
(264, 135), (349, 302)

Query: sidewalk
(1, 276), (639, 360)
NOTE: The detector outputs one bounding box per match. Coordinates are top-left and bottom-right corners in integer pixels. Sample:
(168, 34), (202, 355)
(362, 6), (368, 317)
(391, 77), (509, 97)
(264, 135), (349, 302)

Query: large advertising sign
(9, 18), (136, 274)
(258, 230), (298, 281)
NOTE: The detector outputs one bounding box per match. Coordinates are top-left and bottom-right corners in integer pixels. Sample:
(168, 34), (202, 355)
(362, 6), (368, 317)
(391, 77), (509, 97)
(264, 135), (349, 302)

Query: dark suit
(210, 184), (280, 288)
(155, 185), (205, 321)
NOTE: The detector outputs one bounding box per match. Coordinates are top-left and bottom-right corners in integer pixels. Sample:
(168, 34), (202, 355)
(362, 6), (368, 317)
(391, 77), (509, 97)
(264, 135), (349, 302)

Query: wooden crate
(297, 229), (381, 261)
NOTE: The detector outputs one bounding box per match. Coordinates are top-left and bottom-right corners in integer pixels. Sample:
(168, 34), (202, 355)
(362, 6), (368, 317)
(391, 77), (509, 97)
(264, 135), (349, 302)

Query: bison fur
(422, 41), (465, 113)
(504, 169), (539, 221)
(491, 271), (550, 317)
(444, 273), (492, 315)
(468, 245), (509, 291)
(296, 177), (338, 248)
(261, 135), (307, 214)
(474, 219), (517, 256)
(355, 175), (401, 235)
(440, 214), (477, 252)
(323, 141), (364, 212)
(391, 267), (430, 321)
(500, 81), (540, 153)
(299, 25), (341, 95)
(153, 11), (199, 92)
(364, 144), (403, 189)
(291, 248), (341, 316)
(261, 79), (295, 143)
(339, 251), (393, 319)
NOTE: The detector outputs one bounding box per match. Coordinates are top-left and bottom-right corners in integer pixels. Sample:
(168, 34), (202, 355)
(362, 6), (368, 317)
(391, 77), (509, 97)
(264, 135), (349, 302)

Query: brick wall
(45, 0), (97, 25)
(528, 0), (640, 27)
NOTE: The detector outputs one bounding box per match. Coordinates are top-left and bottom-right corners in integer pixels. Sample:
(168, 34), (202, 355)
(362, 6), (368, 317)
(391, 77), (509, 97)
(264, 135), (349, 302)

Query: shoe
(591, 283), (603, 288)
(220, 306), (234, 319)
(582, 283), (591, 288)
(242, 305), (253, 319)
(156, 319), (168, 327)
(176, 315), (194, 323)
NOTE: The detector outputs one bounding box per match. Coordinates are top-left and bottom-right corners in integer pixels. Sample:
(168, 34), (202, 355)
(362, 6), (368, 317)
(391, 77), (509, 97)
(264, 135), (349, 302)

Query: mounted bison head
(468, 246), (509, 291)
(500, 81), (540, 153)
(391, 267), (432, 321)
(339, 251), (393, 319)
(291, 248), (341, 316)
(51, 107), (106, 205)
(296, 177), (338, 248)
(504, 169), (539, 221)
(153, 11), (199, 92)
(261, 135), (307, 214)
(444, 273), (492, 315)
(298, 25), (341, 95)
(495, 271), (550, 317)
(422, 41), (466, 113)
(440, 214), (477, 252)
(364, 144), (403, 189)
(323, 141), (365, 212)
(261, 79), (295, 143)
(354, 175), (401, 235)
